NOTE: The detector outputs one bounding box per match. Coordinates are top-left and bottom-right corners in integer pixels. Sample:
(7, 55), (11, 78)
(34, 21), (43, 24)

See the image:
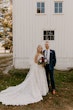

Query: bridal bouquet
(38, 57), (48, 65)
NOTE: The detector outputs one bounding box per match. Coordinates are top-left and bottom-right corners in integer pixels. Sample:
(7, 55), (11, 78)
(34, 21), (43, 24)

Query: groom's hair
(45, 41), (49, 44)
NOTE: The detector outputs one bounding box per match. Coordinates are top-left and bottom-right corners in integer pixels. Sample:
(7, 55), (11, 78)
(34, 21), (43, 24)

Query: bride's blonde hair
(37, 45), (43, 54)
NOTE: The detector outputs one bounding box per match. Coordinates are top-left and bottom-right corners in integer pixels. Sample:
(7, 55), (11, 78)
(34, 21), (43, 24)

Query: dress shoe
(52, 90), (56, 95)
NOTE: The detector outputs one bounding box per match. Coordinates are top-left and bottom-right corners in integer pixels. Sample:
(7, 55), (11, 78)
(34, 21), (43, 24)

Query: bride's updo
(37, 45), (43, 54)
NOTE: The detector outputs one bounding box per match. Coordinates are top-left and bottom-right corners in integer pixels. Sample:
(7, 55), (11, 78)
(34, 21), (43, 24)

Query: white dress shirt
(45, 49), (50, 64)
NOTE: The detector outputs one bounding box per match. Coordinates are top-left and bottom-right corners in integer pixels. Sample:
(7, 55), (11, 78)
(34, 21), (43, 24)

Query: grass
(0, 69), (73, 110)
(0, 69), (29, 91)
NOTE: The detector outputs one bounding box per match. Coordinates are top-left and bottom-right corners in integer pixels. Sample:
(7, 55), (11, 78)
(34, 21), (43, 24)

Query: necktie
(46, 50), (48, 58)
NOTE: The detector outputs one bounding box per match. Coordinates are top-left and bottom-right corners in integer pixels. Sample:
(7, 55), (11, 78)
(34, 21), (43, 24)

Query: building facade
(13, 0), (73, 70)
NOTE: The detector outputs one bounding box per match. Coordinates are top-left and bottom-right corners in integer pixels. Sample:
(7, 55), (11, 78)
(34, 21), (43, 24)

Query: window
(37, 2), (45, 13)
(54, 2), (63, 13)
(43, 31), (54, 40)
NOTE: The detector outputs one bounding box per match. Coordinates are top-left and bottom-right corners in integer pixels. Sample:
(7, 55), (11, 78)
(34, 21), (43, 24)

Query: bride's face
(37, 45), (43, 53)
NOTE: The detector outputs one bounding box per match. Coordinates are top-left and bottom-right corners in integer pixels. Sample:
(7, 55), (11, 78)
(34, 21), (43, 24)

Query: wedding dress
(0, 54), (48, 105)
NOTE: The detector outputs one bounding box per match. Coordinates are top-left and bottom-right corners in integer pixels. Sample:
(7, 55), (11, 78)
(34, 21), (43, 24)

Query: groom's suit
(43, 49), (56, 90)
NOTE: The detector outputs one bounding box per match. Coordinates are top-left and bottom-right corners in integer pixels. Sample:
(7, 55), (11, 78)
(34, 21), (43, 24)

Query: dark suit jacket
(43, 49), (56, 71)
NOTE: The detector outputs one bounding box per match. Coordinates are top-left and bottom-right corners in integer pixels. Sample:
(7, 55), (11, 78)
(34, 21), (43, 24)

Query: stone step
(0, 56), (13, 60)
(0, 54), (12, 59)
(0, 54), (13, 73)
(0, 57), (13, 64)
(0, 61), (13, 68)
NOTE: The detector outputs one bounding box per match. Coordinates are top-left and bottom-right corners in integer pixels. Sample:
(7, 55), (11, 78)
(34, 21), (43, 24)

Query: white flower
(39, 59), (42, 63)
(44, 59), (47, 63)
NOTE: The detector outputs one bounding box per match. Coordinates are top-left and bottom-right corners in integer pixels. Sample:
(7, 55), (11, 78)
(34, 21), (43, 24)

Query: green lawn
(0, 69), (73, 110)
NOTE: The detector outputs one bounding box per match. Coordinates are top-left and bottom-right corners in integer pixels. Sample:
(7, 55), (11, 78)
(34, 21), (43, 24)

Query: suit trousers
(45, 64), (55, 90)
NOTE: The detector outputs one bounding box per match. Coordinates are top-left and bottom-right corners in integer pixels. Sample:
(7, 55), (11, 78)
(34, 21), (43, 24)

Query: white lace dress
(0, 54), (48, 105)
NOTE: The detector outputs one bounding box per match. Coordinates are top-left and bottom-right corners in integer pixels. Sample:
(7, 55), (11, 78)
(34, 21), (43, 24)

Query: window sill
(35, 13), (47, 16)
(54, 0), (64, 2)
(53, 13), (64, 15)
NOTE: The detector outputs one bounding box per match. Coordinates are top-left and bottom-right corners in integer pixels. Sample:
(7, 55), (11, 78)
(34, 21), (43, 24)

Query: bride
(0, 45), (48, 105)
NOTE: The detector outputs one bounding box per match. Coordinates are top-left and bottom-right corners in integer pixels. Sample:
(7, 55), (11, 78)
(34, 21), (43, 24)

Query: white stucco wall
(13, 0), (73, 70)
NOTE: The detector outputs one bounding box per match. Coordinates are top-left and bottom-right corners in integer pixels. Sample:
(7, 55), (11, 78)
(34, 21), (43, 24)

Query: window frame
(36, 2), (45, 14)
(54, 1), (63, 14)
(43, 30), (55, 40)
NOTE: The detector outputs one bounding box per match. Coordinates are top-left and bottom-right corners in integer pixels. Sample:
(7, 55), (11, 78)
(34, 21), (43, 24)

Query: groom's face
(45, 43), (49, 50)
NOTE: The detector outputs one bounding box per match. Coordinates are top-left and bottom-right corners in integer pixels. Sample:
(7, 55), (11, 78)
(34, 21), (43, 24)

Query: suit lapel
(49, 50), (51, 62)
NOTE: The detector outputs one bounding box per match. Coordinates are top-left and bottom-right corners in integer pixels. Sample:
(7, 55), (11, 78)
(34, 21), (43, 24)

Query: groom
(43, 41), (56, 94)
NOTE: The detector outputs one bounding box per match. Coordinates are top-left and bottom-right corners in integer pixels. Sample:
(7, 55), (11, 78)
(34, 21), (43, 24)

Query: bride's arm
(34, 54), (38, 64)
